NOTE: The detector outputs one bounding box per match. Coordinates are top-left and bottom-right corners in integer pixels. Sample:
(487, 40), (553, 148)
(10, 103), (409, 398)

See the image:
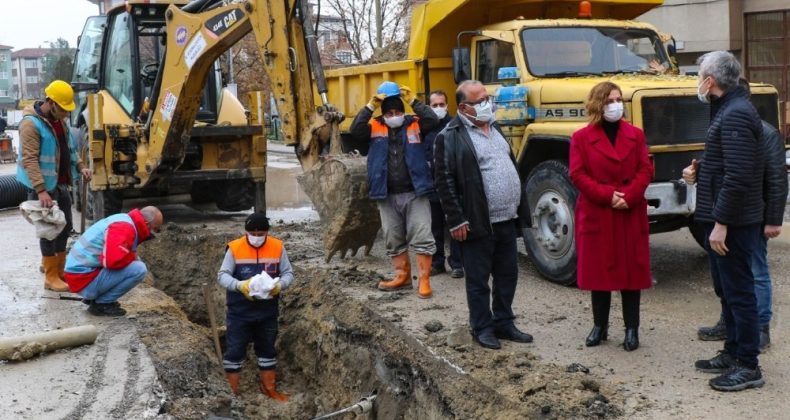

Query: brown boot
(416, 254), (433, 299)
(56, 251), (68, 281)
(378, 252), (411, 291)
(43, 255), (69, 292)
(259, 370), (288, 402)
(226, 372), (240, 395)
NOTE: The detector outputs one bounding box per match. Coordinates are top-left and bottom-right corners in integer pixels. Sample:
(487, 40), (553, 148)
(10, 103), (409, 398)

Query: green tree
(41, 38), (75, 85)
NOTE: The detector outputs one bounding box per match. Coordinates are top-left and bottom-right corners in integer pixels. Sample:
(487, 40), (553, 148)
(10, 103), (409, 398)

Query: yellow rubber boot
(377, 252), (411, 291)
(416, 254), (433, 299)
(43, 255), (69, 292)
(56, 251), (68, 281)
(226, 372), (240, 395)
(259, 370), (289, 402)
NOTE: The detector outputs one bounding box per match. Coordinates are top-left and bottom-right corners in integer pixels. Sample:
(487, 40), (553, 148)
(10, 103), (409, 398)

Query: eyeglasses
(461, 97), (490, 106)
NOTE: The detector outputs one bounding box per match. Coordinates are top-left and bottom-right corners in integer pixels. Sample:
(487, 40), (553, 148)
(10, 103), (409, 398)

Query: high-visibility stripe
(257, 357), (277, 368)
(234, 258), (281, 264)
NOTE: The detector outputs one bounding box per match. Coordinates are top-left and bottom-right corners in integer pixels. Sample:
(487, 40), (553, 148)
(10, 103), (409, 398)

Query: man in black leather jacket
(433, 80), (531, 350)
(690, 51), (766, 392)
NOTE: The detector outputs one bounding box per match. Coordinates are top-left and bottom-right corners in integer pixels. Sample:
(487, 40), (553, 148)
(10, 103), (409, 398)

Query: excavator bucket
(297, 154), (380, 262)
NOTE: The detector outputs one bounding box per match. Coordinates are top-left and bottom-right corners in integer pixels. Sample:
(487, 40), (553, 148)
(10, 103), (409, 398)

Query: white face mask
(603, 102), (624, 122)
(247, 234), (266, 247)
(384, 115), (405, 128)
(468, 99), (494, 123)
(697, 77), (711, 104)
(432, 106), (448, 119)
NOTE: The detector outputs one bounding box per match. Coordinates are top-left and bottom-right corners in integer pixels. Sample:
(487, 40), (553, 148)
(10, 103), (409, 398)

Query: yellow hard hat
(44, 80), (76, 112)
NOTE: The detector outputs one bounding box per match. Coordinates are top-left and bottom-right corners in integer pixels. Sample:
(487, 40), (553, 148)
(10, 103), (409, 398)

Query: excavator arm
(148, 0), (378, 260)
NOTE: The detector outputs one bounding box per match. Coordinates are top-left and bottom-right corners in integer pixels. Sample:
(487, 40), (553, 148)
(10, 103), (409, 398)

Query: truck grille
(641, 94), (780, 146)
(641, 96), (708, 146)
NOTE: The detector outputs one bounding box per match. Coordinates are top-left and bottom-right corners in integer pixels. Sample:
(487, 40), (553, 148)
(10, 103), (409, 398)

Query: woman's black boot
(586, 325), (608, 347)
(623, 328), (639, 351)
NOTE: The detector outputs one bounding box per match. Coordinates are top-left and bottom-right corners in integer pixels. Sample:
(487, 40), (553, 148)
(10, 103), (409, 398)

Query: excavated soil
(129, 220), (625, 419)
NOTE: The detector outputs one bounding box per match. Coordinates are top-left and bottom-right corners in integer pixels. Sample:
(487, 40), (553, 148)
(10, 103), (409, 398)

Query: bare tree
(320, 0), (411, 63)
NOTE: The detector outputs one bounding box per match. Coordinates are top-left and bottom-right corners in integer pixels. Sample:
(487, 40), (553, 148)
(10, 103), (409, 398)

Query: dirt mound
(130, 220), (624, 419)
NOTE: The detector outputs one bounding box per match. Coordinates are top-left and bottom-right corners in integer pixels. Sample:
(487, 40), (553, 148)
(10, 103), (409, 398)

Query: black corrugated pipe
(0, 175), (29, 209)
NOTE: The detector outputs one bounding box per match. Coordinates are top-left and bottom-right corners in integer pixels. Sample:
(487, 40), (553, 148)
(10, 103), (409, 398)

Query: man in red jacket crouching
(64, 206), (163, 316)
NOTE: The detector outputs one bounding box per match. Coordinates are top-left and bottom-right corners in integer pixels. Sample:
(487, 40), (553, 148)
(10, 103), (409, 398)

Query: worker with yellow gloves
(16, 80), (92, 292)
(217, 212), (294, 401)
(350, 81), (439, 298)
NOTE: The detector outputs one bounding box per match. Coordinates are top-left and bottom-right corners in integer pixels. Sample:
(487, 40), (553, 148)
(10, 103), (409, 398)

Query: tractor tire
(523, 160), (578, 286)
(190, 180), (217, 204)
(0, 175), (28, 209)
(215, 180), (254, 212)
(88, 189), (123, 222)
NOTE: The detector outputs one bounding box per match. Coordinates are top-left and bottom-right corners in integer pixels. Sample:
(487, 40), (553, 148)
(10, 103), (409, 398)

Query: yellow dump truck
(322, 0), (781, 284)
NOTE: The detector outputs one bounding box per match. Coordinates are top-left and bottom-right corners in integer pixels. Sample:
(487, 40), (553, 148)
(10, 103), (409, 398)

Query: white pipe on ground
(0, 325), (99, 361)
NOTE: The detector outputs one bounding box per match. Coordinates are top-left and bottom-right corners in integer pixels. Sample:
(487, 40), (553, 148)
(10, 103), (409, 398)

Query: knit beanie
(381, 96), (405, 114)
(245, 212), (270, 231)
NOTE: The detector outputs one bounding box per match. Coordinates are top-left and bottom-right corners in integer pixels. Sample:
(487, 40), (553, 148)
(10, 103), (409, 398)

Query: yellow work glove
(367, 93), (387, 111)
(237, 279), (254, 301)
(269, 281), (281, 298)
(399, 85), (414, 105)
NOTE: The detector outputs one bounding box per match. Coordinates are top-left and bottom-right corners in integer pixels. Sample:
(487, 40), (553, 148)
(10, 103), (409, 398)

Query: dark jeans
(28, 184), (72, 256)
(460, 219), (518, 334)
(591, 290), (640, 329)
(430, 200), (462, 270)
(223, 314), (279, 373)
(704, 223), (761, 369)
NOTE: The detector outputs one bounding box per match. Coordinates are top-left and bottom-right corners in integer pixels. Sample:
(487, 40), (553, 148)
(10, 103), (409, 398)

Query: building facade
(0, 45), (14, 111)
(10, 49), (50, 101)
(638, 0), (790, 134)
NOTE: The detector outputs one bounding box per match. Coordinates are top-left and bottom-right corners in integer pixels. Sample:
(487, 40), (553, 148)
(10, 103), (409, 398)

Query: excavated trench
(130, 221), (625, 419)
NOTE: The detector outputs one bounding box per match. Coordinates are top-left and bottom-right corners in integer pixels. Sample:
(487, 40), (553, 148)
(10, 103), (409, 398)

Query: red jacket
(569, 120), (653, 291)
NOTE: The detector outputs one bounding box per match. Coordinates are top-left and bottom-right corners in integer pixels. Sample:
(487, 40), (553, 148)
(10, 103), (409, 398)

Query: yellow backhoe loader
(71, 0), (378, 260)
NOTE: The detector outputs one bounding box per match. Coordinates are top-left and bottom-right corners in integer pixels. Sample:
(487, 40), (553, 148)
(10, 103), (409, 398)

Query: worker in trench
(350, 81), (439, 298)
(217, 213), (293, 401)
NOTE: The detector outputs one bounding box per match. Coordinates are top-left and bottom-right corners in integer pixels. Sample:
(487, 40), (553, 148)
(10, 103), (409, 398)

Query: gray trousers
(377, 192), (436, 257)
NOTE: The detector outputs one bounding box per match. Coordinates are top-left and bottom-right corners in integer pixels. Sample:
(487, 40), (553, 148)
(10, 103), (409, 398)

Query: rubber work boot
(225, 372), (240, 395)
(259, 370), (289, 401)
(56, 251), (68, 281)
(378, 253), (411, 291)
(42, 255), (69, 292)
(416, 254), (433, 299)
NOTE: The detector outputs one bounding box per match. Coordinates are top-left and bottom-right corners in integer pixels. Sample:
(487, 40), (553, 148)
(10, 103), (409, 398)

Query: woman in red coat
(570, 81), (653, 351)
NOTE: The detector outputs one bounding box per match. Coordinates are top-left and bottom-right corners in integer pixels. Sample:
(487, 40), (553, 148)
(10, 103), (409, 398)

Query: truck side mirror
(453, 47), (472, 84)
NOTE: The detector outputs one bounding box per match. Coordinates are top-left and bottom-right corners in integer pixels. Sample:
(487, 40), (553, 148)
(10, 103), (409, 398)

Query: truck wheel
(687, 216), (707, 249)
(215, 180), (254, 212)
(189, 180), (216, 204)
(88, 189), (123, 221)
(523, 160), (578, 286)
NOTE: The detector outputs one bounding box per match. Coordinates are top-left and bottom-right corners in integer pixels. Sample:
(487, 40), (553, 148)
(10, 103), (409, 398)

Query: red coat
(569, 121), (653, 291)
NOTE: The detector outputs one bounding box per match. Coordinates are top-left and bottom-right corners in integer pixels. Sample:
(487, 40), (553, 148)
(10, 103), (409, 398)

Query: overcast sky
(0, 0), (101, 50)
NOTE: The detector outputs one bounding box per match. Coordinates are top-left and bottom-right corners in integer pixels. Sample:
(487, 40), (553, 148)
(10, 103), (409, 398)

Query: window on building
(745, 10), (790, 133)
(11, 69), (17, 77)
(0, 54), (6, 62)
(335, 50), (353, 64)
(0, 90), (7, 97)
(25, 58), (38, 69)
(26, 75), (38, 83)
(0, 71), (7, 79)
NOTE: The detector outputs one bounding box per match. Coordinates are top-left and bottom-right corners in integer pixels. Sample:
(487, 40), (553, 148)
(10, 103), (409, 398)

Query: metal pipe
(310, 394), (376, 420)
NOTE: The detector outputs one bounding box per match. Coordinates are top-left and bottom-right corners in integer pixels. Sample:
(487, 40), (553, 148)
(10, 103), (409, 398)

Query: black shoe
(585, 325), (608, 347)
(695, 351), (735, 373)
(81, 299), (94, 305)
(450, 268), (465, 278)
(494, 325), (533, 343)
(88, 302), (127, 317)
(709, 365), (764, 392)
(623, 328), (639, 351)
(430, 265), (446, 276)
(759, 325), (770, 352)
(698, 317), (727, 341)
(473, 330), (501, 349)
